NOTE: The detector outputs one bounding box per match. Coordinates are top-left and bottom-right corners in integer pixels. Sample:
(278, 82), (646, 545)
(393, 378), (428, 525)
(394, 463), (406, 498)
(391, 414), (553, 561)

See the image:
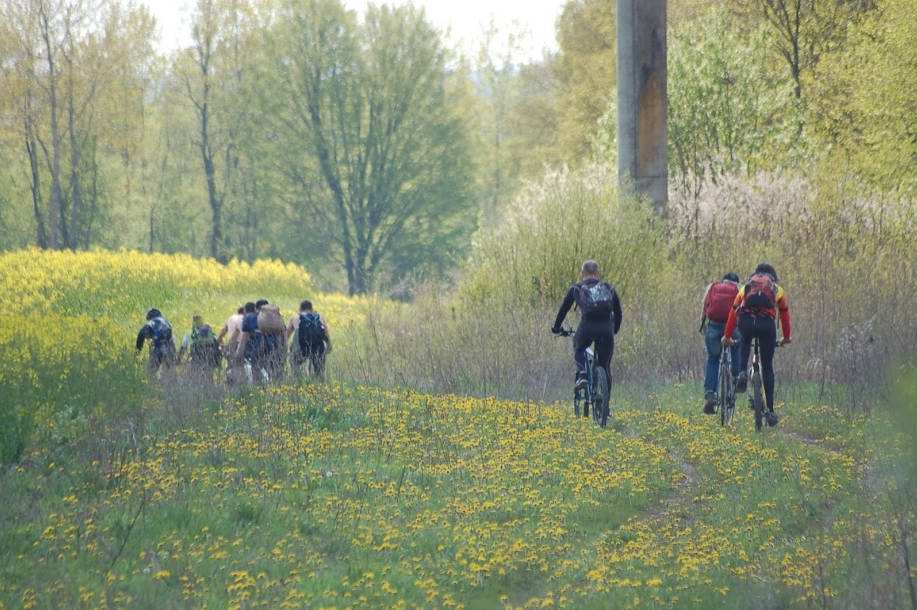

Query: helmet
(754, 263), (779, 283)
(146, 308), (162, 321)
(722, 272), (740, 283)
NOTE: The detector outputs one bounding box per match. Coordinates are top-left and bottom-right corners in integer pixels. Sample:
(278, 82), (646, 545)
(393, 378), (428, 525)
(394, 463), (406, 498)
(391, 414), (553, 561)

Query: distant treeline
(0, 0), (914, 294)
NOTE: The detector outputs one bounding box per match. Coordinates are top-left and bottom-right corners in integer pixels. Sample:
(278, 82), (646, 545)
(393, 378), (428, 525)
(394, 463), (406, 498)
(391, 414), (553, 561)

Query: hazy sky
(140, 0), (566, 62)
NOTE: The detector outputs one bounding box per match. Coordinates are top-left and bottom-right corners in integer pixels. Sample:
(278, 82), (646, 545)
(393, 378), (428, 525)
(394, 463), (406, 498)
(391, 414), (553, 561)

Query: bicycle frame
(750, 338), (761, 381)
(584, 346), (596, 404)
(558, 328), (608, 425)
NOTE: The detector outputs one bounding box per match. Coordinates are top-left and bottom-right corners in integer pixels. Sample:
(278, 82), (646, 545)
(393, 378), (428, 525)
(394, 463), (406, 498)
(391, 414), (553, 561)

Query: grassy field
(0, 250), (914, 609)
(1, 383), (911, 609)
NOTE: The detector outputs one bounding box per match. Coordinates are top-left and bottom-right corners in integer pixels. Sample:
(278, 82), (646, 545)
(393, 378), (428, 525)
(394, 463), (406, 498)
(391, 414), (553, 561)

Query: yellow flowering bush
(0, 315), (146, 463)
(0, 248), (314, 317)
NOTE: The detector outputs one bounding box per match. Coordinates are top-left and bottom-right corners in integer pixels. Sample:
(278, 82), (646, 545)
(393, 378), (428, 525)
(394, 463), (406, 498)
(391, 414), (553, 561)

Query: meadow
(0, 250), (915, 609)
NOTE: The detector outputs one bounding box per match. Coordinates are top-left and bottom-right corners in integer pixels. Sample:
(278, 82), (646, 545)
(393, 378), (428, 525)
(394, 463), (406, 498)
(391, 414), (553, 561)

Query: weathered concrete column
(617, 0), (667, 211)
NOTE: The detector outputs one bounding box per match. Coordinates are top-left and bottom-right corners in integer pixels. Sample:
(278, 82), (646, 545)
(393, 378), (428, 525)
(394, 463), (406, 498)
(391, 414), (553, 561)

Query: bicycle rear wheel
(752, 371), (765, 432)
(592, 367), (609, 428)
(719, 356), (734, 427)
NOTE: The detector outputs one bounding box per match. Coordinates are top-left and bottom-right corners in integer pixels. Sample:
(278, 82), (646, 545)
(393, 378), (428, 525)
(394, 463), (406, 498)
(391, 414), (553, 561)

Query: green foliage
(666, 10), (798, 195)
(0, 315), (146, 465)
(733, 0), (871, 99)
(555, 0), (616, 162)
(808, 0), (917, 194)
(462, 165), (663, 305)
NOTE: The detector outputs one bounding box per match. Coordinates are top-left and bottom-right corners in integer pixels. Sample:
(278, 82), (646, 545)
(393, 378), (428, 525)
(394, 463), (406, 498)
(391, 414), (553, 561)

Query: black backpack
(298, 312), (325, 352)
(575, 281), (616, 315)
(149, 317), (173, 348)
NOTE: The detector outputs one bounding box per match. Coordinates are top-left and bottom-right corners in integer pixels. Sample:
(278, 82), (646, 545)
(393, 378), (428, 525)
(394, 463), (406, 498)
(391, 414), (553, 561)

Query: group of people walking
(135, 299), (332, 385)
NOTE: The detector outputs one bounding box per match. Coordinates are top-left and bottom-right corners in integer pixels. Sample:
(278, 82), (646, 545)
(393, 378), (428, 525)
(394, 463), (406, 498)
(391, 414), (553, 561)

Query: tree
(0, 4), (49, 247)
(808, 0), (917, 193)
(181, 0), (227, 260)
(36, 0), (69, 248)
(475, 24), (522, 224)
(666, 10), (795, 197)
(270, 0), (475, 294)
(179, 0), (276, 262)
(555, 0), (615, 162)
(733, 0), (872, 99)
(0, 0), (156, 250)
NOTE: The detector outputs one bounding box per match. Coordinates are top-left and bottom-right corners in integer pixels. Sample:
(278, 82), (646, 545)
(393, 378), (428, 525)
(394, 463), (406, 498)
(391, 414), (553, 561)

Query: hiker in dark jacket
(136, 308), (177, 375)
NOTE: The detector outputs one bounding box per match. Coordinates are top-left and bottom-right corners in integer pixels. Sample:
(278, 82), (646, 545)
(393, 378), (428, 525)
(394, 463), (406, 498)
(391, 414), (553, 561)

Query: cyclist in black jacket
(551, 260), (623, 391)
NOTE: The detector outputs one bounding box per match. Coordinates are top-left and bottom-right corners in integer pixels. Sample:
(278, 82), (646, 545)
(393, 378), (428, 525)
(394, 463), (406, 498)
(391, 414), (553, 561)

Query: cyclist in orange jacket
(723, 263), (792, 427)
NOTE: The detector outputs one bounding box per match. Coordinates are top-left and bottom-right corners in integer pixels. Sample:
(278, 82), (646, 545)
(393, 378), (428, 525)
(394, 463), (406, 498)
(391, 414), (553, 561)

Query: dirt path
(646, 457), (700, 522)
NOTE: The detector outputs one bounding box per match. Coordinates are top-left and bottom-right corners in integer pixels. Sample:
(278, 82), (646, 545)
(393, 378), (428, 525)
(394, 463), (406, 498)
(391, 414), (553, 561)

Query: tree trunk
(25, 114), (48, 249)
(67, 90), (84, 249)
(197, 67), (222, 260)
(83, 137), (98, 248)
(40, 6), (66, 249)
(149, 206), (155, 253)
(307, 108), (360, 293)
(202, 140), (223, 259)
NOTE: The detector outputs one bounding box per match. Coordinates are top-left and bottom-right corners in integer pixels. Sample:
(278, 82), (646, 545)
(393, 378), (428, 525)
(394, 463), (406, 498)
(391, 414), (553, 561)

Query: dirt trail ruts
(646, 456), (700, 523)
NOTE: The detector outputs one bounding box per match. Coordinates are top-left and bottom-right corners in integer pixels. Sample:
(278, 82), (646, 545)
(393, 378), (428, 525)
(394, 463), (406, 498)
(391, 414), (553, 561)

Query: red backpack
(705, 281), (738, 324)
(742, 273), (777, 313)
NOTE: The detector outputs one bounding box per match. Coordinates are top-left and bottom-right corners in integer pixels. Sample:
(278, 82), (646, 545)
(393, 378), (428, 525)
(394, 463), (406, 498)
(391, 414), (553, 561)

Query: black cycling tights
(738, 315), (777, 411)
(574, 324), (614, 380)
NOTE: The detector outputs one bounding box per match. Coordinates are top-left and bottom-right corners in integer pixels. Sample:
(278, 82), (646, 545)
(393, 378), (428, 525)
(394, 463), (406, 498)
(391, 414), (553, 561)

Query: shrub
(0, 315), (146, 464)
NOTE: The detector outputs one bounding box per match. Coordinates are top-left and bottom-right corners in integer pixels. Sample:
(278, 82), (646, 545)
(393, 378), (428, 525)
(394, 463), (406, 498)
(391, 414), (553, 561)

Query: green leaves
(666, 9), (797, 195)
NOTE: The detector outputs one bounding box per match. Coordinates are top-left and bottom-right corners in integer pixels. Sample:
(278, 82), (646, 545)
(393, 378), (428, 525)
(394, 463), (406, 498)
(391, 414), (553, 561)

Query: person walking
(289, 300), (332, 379)
(136, 308), (177, 379)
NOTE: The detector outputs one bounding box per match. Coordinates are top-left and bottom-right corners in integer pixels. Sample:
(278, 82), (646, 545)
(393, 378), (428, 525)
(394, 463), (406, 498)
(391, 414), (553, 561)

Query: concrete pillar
(617, 0), (667, 211)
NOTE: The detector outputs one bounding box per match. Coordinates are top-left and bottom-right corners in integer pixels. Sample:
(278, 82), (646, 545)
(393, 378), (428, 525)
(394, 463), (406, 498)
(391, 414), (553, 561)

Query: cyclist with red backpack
(551, 260), (623, 393)
(723, 263), (792, 427)
(700, 272), (741, 414)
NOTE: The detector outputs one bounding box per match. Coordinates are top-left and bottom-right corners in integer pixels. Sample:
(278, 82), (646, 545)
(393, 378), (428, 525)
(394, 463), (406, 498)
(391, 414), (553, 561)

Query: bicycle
(558, 328), (611, 428)
(747, 336), (783, 431)
(717, 346), (736, 427)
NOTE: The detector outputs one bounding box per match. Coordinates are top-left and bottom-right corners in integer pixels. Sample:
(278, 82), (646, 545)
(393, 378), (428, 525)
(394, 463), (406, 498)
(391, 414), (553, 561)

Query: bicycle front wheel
(592, 367), (610, 428)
